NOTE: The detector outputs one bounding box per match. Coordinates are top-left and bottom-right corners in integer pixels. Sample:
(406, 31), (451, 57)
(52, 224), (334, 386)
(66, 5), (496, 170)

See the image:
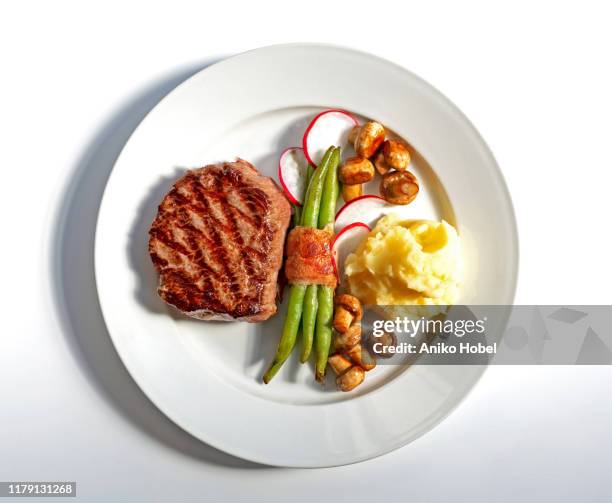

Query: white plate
(95, 44), (518, 467)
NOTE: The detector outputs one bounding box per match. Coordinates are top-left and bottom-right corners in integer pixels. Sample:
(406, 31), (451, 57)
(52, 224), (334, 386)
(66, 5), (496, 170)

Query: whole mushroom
(382, 140), (411, 171)
(380, 170), (419, 205)
(336, 366), (365, 392)
(333, 294), (363, 333)
(339, 157), (375, 185)
(354, 121), (385, 158)
(346, 344), (376, 371)
(334, 323), (362, 351)
(328, 354), (353, 375)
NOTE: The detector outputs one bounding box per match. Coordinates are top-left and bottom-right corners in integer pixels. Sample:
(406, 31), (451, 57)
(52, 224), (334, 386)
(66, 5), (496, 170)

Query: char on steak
(148, 159), (291, 322)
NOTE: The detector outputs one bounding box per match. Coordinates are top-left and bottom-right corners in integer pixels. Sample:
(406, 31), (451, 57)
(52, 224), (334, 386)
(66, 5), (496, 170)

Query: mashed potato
(344, 214), (461, 306)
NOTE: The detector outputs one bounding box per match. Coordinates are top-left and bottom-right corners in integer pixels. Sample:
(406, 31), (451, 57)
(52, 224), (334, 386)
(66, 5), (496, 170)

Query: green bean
(301, 147), (335, 228)
(263, 284), (307, 383)
(318, 147), (341, 229)
(292, 164), (313, 227)
(263, 150), (333, 383)
(315, 286), (334, 382)
(300, 284), (318, 362)
(314, 147), (341, 382)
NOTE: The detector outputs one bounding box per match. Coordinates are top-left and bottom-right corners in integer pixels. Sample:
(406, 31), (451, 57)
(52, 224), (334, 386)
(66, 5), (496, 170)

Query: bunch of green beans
(300, 148), (341, 364)
(263, 147), (339, 383)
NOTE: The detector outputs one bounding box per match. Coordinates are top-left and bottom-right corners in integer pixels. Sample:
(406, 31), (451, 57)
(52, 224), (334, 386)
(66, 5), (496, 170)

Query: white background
(1, 1), (611, 501)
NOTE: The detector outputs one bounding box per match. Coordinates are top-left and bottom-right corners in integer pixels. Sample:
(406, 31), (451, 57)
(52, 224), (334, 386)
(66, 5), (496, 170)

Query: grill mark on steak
(150, 225), (191, 261)
(149, 160), (290, 321)
(190, 179), (241, 306)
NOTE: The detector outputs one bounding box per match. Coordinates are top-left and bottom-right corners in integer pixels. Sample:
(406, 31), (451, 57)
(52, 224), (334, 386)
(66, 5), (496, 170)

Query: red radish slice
(332, 222), (371, 280)
(335, 195), (397, 234)
(303, 109), (358, 166)
(278, 147), (312, 206)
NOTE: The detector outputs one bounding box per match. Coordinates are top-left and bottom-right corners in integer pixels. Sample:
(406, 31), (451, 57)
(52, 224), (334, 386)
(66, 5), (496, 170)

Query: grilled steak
(148, 159), (291, 322)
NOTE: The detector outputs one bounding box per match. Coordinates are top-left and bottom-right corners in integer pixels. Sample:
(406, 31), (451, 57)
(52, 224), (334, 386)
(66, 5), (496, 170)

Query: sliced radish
(303, 109), (358, 166)
(332, 222), (371, 280)
(278, 147), (312, 206)
(335, 195), (398, 234)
